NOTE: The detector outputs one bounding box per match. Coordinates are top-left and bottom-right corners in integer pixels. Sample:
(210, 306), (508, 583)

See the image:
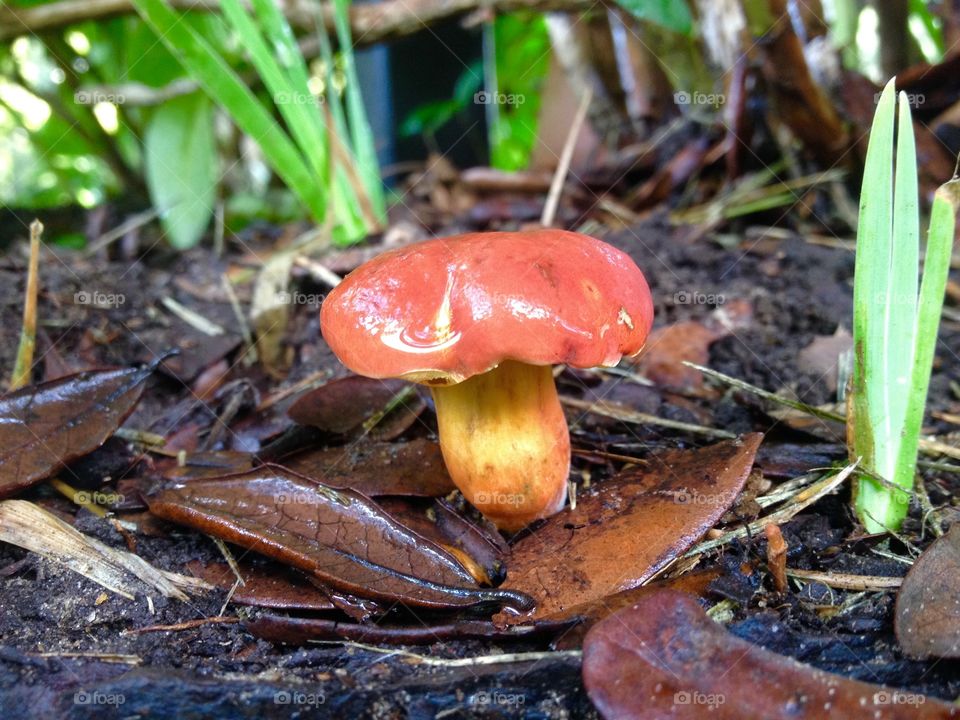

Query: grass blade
(128, 0), (326, 220)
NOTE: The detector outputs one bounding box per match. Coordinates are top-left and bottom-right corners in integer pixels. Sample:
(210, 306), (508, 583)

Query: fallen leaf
(495, 434), (762, 624)
(288, 375), (425, 440)
(583, 589), (958, 719)
(186, 560), (335, 611)
(632, 301), (751, 392)
(376, 497), (505, 584)
(895, 524), (960, 659)
(146, 466), (532, 612)
(280, 438), (454, 497)
(0, 365), (153, 498)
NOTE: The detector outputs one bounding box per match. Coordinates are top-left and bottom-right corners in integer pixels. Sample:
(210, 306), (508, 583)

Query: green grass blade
(220, 0), (329, 188)
(332, 0), (386, 221)
(893, 178), (959, 509)
(128, 0), (323, 219)
(128, 0), (326, 220)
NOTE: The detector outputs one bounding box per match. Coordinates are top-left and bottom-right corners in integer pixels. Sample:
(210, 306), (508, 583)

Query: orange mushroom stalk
(320, 230), (653, 531)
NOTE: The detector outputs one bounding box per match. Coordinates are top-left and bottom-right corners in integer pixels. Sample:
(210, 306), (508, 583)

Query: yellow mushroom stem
(430, 360), (570, 532)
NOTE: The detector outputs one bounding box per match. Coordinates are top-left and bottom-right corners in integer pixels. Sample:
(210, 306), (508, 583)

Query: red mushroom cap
(320, 230), (654, 384)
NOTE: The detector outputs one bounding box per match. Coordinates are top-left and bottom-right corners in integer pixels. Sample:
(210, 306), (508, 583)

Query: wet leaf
(583, 589), (958, 719)
(376, 497), (505, 584)
(146, 466), (532, 611)
(186, 560), (335, 611)
(495, 434), (762, 624)
(0, 365), (154, 498)
(895, 524), (960, 659)
(288, 375), (424, 439)
(280, 438), (454, 497)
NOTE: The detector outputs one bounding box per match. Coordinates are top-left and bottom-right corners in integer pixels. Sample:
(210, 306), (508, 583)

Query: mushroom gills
(430, 360), (570, 532)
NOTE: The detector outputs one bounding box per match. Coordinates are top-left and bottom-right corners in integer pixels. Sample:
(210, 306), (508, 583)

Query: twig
(541, 87), (592, 227)
(765, 523), (788, 593)
(0, 0), (595, 44)
(786, 569), (902, 591)
(11, 220), (42, 390)
(160, 296), (226, 336)
(220, 273), (257, 366)
(306, 640), (582, 667)
(125, 616), (240, 634)
(562, 396), (736, 439)
(685, 462), (859, 558)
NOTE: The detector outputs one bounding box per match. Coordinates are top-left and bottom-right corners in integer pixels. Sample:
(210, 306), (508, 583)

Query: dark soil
(1, 214), (958, 718)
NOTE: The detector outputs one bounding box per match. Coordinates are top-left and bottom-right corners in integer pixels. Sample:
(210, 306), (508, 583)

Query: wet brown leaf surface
(185, 560), (335, 611)
(583, 589), (960, 719)
(280, 438), (454, 497)
(0, 365), (153, 498)
(146, 466), (532, 611)
(495, 434), (762, 624)
(287, 375), (424, 439)
(895, 524), (960, 659)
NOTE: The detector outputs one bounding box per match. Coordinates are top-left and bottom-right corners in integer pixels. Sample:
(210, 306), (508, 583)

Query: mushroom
(320, 230), (653, 531)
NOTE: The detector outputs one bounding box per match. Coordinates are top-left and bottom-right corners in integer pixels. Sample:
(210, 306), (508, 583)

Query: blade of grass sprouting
(220, 0), (329, 185)
(884, 91), (919, 464)
(129, 0), (325, 220)
(332, 0), (386, 221)
(894, 177), (960, 503)
(852, 79), (896, 530)
(313, 8), (369, 241)
(248, 0), (330, 181)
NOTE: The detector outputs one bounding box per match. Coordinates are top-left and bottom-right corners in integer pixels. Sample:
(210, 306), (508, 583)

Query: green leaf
(143, 93), (217, 249)
(613, 0), (693, 35)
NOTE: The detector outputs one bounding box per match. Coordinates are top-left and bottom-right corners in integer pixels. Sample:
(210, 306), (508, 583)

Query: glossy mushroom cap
(320, 230), (654, 383)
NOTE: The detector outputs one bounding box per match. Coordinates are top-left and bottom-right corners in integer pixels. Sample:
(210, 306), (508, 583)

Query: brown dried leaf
(895, 524), (960, 659)
(185, 560), (335, 611)
(280, 438), (454, 497)
(146, 466), (532, 612)
(495, 434), (762, 624)
(583, 589), (958, 719)
(288, 375), (424, 439)
(0, 365), (153, 498)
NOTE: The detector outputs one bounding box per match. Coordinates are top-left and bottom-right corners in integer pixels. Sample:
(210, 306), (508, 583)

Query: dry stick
(684, 462), (859, 558)
(306, 640), (582, 667)
(220, 273), (258, 366)
(685, 361), (955, 477)
(561, 395), (736, 439)
(785, 569), (902, 591)
(0, 0), (595, 43)
(126, 616), (240, 635)
(541, 87), (593, 227)
(765, 523), (788, 593)
(11, 220), (42, 390)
